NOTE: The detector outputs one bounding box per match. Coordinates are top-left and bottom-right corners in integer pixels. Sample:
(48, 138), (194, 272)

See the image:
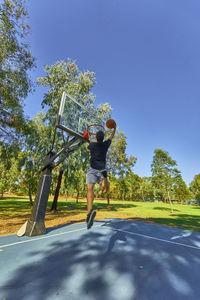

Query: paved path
(1, 219), (200, 300)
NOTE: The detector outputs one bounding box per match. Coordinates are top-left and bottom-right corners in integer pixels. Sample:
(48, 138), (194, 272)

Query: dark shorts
(86, 167), (107, 184)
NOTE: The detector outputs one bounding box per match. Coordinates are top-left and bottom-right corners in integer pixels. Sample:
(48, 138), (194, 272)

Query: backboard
(56, 92), (105, 141)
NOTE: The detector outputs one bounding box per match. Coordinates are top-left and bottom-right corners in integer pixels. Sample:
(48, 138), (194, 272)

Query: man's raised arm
(108, 124), (116, 141)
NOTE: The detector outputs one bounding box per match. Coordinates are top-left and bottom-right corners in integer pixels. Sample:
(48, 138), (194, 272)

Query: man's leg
(86, 183), (96, 229)
(87, 183), (94, 212)
(101, 178), (110, 194)
(100, 170), (110, 194)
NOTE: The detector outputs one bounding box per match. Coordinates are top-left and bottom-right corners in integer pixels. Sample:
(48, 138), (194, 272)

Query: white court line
(1, 222), (200, 252)
(102, 225), (200, 251)
(0, 224), (102, 251)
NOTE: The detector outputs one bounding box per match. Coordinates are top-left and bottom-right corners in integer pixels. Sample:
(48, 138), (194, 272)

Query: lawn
(0, 195), (200, 236)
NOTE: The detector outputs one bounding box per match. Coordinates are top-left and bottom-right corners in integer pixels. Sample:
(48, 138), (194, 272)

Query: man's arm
(108, 124), (116, 141)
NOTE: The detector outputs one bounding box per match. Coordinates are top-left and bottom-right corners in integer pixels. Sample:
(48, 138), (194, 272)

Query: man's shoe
(87, 210), (96, 229)
(86, 210), (92, 223)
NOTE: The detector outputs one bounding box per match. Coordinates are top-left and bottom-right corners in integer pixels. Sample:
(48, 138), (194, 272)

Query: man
(86, 124), (116, 229)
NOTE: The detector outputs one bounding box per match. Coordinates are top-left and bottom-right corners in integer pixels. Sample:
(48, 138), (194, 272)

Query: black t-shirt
(88, 139), (111, 170)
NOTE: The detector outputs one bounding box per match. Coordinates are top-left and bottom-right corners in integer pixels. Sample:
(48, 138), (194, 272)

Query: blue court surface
(1, 219), (200, 300)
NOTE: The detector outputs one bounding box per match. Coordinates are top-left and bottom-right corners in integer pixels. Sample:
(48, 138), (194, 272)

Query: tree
(126, 172), (141, 201)
(0, 141), (21, 197)
(18, 112), (51, 203)
(139, 177), (154, 201)
(107, 131), (137, 178)
(174, 178), (191, 205)
(106, 131), (137, 201)
(63, 145), (88, 203)
(0, 0), (35, 141)
(37, 60), (96, 123)
(190, 174), (200, 200)
(151, 149), (182, 211)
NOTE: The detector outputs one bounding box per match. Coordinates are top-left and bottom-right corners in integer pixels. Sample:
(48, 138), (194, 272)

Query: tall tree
(105, 132), (137, 201)
(139, 177), (154, 201)
(151, 149), (181, 211)
(19, 112), (51, 203)
(37, 60), (96, 125)
(107, 131), (137, 178)
(126, 172), (142, 201)
(190, 174), (200, 200)
(0, 0), (35, 141)
(0, 141), (21, 197)
(174, 178), (191, 205)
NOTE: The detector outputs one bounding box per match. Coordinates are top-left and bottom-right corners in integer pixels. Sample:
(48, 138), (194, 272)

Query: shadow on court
(1, 219), (200, 300)
(46, 219), (87, 234)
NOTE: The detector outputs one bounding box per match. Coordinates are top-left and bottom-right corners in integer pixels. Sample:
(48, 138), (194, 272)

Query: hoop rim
(87, 124), (105, 136)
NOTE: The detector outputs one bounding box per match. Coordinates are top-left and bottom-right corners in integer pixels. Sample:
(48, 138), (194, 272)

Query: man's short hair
(96, 130), (104, 143)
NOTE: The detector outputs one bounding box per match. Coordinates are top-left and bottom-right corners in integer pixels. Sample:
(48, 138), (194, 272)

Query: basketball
(106, 119), (116, 129)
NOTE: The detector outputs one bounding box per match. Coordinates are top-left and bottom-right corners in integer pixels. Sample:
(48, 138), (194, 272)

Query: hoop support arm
(53, 140), (85, 168)
(39, 136), (78, 172)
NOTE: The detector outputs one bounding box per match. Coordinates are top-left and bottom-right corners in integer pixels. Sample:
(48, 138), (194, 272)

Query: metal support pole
(17, 151), (54, 237)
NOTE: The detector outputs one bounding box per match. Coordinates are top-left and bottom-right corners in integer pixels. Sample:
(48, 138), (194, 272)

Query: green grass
(1, 196), (200, 234)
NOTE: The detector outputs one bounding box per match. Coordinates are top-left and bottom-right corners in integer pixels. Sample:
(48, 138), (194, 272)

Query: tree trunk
(167, 190), (173, 213)
(76, 190), (79, 203)
(28, 182), (33, 206)
(107, 192), (110, 208)
(50, 169), (63, 211)
(123, 191), (125, 201)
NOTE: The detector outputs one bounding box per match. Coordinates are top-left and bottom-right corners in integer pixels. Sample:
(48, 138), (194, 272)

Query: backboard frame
(56, 92), (105, 142)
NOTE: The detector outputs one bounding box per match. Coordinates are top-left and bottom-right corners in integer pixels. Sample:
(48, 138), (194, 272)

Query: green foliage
(190, 174), (200, 199)
(64, 149), (87, 201)
(151, 149), (182, 202)
(37, 60), (96, 123)
(0, 142), (21, 196)
(0, 0), (35, 141)
(18, 112), (52, 195)
(107, 131), (137, 177)
(124, 172), (141, 200)
(139, 177), (155, 201)
(96, 102), (112, 123)
(174, 178), (191, 204)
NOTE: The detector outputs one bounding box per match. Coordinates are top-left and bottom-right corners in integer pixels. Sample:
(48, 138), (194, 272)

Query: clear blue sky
(25, 0), (200, 185)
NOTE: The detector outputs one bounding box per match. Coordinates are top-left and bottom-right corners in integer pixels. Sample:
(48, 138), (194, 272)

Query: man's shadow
(105, 230), (127, 254)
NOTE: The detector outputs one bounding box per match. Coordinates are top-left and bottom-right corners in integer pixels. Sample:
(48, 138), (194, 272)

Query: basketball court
(1, 219), (200, 300)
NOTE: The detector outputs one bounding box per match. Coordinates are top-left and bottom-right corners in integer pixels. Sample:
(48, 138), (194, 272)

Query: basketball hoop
(87, 124), (105, 136)
(83, 130), (89, 139)
(82, 124), (105, 139)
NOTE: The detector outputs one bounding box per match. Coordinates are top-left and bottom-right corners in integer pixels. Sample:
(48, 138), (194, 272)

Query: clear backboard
(56, 92), (105, 140)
